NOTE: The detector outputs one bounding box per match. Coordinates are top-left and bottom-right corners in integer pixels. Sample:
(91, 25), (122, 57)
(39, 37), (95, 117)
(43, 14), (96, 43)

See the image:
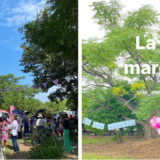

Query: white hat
(37, 113), (43, 118)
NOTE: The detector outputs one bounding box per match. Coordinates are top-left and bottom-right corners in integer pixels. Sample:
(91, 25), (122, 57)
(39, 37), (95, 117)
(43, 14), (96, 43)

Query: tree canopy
(19, 0), (78, 111)
(0, 74), (68, 114)
(82, 0), (160, 140)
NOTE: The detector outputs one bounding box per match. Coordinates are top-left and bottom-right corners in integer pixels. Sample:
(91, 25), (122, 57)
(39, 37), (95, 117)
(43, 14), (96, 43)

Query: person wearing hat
(35, 113), (48, 143)
(61, 114), (74, 153)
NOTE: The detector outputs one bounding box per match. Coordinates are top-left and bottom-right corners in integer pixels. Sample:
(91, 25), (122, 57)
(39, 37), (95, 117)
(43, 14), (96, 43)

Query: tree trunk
(144, 119), (158, 140)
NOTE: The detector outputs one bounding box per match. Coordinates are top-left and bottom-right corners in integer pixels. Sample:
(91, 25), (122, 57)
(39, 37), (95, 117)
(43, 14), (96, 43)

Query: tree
(0, 74), (42, 112)
(19, 0), (78, 110)
(82, 86), (143, 136)
(82, 0), (160, 140)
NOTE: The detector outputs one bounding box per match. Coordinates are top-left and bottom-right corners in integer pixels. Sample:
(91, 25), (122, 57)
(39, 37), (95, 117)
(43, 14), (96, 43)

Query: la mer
(124, 64), (159, 74)
(136, 36), (156, 49)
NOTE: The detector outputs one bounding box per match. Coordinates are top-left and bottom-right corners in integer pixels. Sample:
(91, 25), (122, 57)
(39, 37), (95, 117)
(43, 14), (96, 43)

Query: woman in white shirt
(10, 115), (20, 152)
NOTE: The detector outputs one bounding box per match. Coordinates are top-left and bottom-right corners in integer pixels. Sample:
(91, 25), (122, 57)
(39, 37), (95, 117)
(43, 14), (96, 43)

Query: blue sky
(0, 0), (57, 102)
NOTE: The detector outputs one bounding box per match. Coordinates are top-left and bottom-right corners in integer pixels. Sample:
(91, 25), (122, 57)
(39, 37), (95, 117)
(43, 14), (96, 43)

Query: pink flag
(10, 105), (15, 123)
(33, 84), (37, 90)
(16, 88), (19, 93)
(42, 82), (47, 88)
(53, 79), (58, 86)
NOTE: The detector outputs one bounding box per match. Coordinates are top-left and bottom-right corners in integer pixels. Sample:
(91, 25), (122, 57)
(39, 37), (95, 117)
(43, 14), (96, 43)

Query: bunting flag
(65, 76), (70, 82)
(33, 84), (37, 90)
(16, 88), (19, 93)
(108, 120), (136, 130)
(42, 82), (47, 88)
(23, 86), (27, 92)
(53, 79), (58, 86)
(83, 117), (92, 126)
(92, 121), (105, 130)
(0, 75), (76, 94)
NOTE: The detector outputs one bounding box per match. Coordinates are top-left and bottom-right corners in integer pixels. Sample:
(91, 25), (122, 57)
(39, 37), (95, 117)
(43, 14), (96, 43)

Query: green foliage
(29, 135), (64, 159)
(82, 0), (160, 134)
(112, 131), (123, 143)
(19, 0), (78, 110)
(0, 74), (43, 112)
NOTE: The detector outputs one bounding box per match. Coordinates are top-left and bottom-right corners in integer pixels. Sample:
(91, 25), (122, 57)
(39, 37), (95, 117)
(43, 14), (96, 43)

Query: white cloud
(0, 0), (46, 27)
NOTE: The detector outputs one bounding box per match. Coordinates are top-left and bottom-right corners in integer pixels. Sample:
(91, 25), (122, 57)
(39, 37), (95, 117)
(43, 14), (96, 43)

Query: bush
(29, 133), (64, 159)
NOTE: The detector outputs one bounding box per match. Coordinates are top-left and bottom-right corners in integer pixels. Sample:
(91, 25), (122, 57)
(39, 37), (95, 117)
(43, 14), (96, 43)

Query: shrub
(29, 133), (64, 159)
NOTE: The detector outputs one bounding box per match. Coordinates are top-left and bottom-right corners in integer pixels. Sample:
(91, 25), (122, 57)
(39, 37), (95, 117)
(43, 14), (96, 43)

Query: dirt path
(6, 140), (78, 159)
(83, 136), (160, 159)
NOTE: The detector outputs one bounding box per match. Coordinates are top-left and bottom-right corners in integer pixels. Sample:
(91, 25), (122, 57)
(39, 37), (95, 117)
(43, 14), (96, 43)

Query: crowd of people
(0, 111), (78, 156)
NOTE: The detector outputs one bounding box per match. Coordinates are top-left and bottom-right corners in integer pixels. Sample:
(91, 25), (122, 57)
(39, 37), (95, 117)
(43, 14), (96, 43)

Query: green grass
(83, 153), (135, 159)
(82, 136), (111, 145)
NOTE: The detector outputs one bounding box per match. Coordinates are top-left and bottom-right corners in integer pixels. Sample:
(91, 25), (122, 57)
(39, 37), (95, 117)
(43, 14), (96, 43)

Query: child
(2, 117), (8, 151)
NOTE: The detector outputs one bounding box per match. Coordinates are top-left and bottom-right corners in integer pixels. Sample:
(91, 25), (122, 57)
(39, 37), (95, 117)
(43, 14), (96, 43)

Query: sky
(80, 0), (160, 40)
(0, 0), (56, 103)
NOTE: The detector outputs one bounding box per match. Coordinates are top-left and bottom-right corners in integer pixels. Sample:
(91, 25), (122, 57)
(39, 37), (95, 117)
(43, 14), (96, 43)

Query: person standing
(52, 118), (58, 136)
(35, 114), (48, 143)
(58, 122), (63, 137)
(23, 114), (29, 136)
(30, 116), (35, 134)
(0, 117), (4, 159)
(10, 115), (20, 152)
(1, 117), (8, 151)
(17, 116), (23, 139)
(61, 114), (74, 153)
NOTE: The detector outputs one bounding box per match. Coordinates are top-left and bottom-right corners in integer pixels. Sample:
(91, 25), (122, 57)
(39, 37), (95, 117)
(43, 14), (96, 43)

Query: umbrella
(37, 109), (45, 113)
(23, 111), (30, 114)
(12, 109), (23, 116)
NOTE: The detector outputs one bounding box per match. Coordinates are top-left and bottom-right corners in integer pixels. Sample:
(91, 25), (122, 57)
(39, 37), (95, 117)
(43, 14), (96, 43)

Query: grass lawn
(5, 137), (31, 159)
(82, 135), (112, 145)
(83, 153), (135, 159)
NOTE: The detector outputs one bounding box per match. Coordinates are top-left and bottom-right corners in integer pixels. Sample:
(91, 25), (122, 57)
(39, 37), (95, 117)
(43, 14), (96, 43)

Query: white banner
(83, 117), (92, 126)
(108, 119), (136, 130)
(92, 121), (105, 130)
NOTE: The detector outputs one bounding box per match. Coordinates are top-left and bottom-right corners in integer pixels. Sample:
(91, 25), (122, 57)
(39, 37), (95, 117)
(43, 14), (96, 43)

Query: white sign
(83, 117), (92, 126)
(92, 121), (105, 130)
(108, 119), (136, 130)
